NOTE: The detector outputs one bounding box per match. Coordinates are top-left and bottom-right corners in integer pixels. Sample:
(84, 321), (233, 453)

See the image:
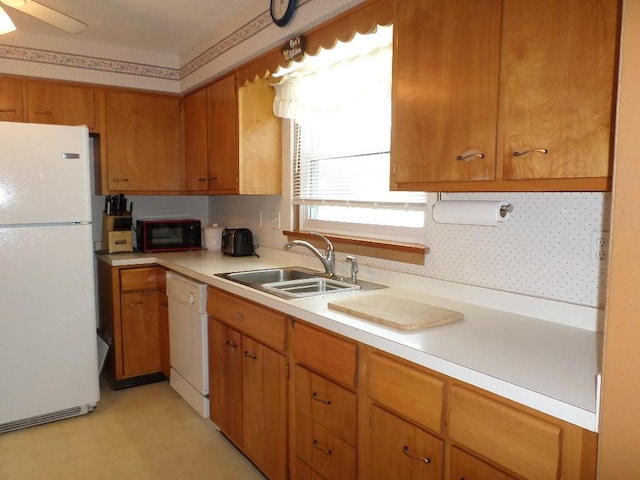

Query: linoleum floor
(0, 380), (265, 479)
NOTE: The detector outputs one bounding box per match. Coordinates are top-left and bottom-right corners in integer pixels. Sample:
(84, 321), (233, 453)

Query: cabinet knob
(225, 340), (238, 349)
(456, 152), (485, 161)
(513, 148), (548, 157)
(402, 445), (431, 464)
(243, 351), (257, 360)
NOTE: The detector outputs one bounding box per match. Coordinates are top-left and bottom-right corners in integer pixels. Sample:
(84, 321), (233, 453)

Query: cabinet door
(0, 78), (24, 122)
(243, 336), (287, 480)
(121, 290), (161, 377)
(451, 447), (517, 480)
(183, 88), (209, 191)
(105, 91), (181, 191)
(207, 73), (239, 193)
(208, 318), (243, 447)
(27, 83), (96, 130)
(157, 268), (170, 378)
(501, 0), (618, 180)
(391, 0), (501, 185)
(368, 405), (444, 480)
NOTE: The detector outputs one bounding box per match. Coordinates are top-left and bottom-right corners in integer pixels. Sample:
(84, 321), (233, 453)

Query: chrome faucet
(284, 232), (335, 277)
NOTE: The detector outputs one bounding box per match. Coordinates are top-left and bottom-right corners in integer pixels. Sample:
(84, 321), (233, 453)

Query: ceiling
(1, 0), (254, 56)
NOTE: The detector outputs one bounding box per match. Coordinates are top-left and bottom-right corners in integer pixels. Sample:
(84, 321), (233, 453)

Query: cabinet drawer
(368, 351), (445, 433)
(296, 412), (357, 480)
(293, 322), (357, 388)
(451, 447), (517, 480)
(295, 365), (357, 446)
(448, 385), (561, 480)
(207, 287), (286, 352)
(369, 404), (443, 480)
(120, 267), (158, 292)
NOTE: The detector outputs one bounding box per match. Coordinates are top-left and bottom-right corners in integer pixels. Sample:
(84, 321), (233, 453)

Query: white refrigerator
(0, 121), (100, 433)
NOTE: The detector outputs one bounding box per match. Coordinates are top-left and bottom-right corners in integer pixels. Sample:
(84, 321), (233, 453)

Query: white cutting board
(328, 294), (464, 330)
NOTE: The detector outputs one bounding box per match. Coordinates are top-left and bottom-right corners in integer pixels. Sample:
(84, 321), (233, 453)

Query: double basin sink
(217, 266), (386, 299)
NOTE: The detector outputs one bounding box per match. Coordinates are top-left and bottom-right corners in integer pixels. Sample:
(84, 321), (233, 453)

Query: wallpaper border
(0, 0), (312, 83)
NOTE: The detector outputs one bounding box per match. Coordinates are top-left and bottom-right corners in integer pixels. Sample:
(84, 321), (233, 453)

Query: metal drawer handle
(233, 312), (244, 321)
(127, 302), (144, 307)
(313, 440), (332, 456)
(513, 148), (548, 157)
(0, 108), (16, 113)
(244, 351), (257, 359)
(455, 152), (485, 161)
(112, 178), (129, 182)
(225, 340), (237, 349)
(312, 392), (332, 406)
(402, 445), (431, 464)
(34, 110), (52, 116)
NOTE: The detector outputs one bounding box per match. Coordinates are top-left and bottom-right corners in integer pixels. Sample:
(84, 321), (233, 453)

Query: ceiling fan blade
(0, 0), (86, 34)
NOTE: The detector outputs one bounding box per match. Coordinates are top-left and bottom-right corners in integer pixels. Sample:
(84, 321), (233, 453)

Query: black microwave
(136, 219), (202, 252)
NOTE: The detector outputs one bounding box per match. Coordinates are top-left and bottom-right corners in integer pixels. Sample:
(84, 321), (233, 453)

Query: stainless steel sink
(261, 277), (360, 298)
(216, 266), (386, 299)
(221, 267), (316, 286)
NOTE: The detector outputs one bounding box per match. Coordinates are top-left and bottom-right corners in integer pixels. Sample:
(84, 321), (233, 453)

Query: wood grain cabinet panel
(295, 365), (357, 446)
(391, 0), (501, 184)
(27, 83), (97, 131)
(368, 404), (444, 480)
(0, 78), (24, 122)
(368, 351), (445, 433)
(501, 0), (619, 181)
(207, 287), (286, 352)
(450, 447), (518, 480)
(208, 318), (244, 447)
(448, 385), (561, 480)
(120, 290), (161, 377)
(104, 90), (181, 192)
(292, 322), (358, 389)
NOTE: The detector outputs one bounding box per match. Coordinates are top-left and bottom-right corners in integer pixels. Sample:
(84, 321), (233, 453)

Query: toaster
(221, 228), (255, 256)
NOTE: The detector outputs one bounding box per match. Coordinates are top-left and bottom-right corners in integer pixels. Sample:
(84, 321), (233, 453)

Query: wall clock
(270, 0), (296, 27)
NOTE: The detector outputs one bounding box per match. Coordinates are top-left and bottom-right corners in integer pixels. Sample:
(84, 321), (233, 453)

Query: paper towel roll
(203, 224), (223, 250)
(432, 200), (512, 226)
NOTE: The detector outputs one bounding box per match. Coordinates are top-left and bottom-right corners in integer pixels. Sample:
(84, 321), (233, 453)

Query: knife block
(102, 213), (133, 253)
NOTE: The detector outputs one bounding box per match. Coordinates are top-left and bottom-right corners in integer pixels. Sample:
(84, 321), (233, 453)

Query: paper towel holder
(435, 192), (513, 218)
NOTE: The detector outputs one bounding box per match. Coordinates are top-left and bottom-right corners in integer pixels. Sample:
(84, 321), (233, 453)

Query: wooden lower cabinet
(450, 447), (517, 480)
(209, 318), (244, 446)
(157, 268), (170, 378)
(369, 404), (444, 480)
(243, 336), (288, 480)
(97, 261), (167, 388)
(207, 288), (287, 480)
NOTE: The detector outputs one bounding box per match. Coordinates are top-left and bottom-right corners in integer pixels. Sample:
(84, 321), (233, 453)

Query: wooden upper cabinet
(104, 90), (182, 192)
(183, 88), (209, 191)
(391, 0), (619, 192)
(0, 79), (25, 122)
(391, 0), (501, 184)
(238, 77), (282, 194)
(27, 83), (98, 132)
(183, 73), (282, 195)
(207, 73), (239, 193)
(500, 0), (618, 181)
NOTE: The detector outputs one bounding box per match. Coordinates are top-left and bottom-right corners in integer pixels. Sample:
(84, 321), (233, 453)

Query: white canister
(203, 223), (223, 251)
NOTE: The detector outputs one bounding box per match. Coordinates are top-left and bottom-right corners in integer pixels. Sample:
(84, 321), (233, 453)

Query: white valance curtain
(271, 25), (393, 123)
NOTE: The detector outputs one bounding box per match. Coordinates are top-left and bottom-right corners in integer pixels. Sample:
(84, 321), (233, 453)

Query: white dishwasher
(166, 271), (209, 417)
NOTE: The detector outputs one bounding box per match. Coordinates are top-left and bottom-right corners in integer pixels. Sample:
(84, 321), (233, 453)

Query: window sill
(283, 230), (428, 265)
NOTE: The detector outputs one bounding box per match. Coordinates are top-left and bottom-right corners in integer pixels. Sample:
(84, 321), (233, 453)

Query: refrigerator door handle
(62, 153), (80, 159)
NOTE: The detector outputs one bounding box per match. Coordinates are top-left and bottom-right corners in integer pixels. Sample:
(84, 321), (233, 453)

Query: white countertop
(98, 248), (603, 432)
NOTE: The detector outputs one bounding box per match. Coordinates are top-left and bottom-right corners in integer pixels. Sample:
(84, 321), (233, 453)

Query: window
(273, 26), (427, 244)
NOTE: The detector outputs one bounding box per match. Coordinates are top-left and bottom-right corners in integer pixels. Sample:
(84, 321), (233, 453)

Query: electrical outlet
(590, 230), (610, 266)
(271, 211), (281, 230)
